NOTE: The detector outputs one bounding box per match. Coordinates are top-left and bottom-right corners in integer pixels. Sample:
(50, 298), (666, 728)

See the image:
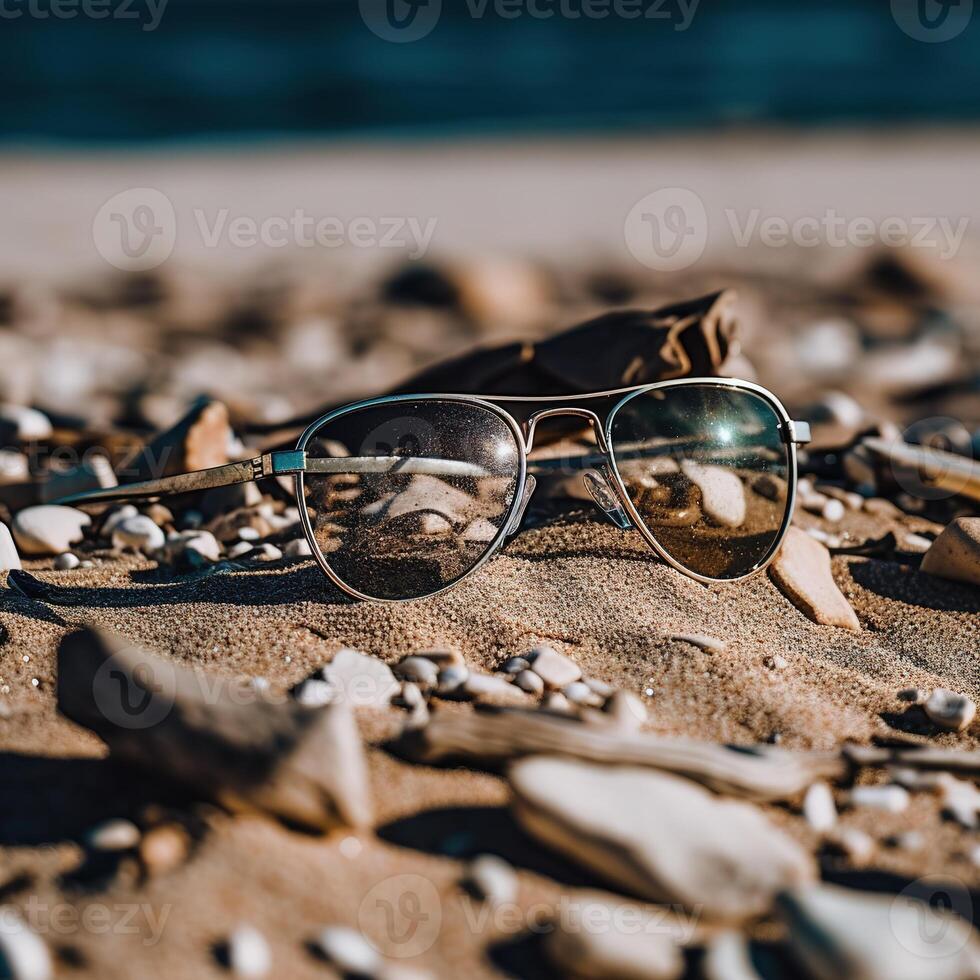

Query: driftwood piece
(57, 626), (372, 832)
(401, 707), (845, 802)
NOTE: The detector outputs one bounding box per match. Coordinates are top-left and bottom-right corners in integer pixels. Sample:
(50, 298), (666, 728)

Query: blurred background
(0, 0), (977, 443)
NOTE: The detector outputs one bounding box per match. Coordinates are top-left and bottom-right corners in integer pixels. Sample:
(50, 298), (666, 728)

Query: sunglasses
(60, 379), (811, 602)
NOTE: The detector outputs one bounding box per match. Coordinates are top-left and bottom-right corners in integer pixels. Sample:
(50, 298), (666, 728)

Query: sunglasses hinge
(780, 420), (812, 445)
(253, 451), (307, 479)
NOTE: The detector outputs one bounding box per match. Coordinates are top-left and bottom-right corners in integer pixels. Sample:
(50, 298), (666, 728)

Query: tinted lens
(300, 400), (521, 599)
(609, 385), (790, 579)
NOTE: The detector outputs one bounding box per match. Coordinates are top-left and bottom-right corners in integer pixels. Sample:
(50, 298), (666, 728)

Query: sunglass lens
(299, 400), (521, 600)
(609, 385), (790, 579)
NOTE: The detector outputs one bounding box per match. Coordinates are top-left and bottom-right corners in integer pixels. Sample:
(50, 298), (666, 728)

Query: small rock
(436, 664), (469, 695)
(669, 633), (727, 655)
(252, 543), (282, 561)
(112, 515), (166, 553)
(563, 681), (602, 707)
(681, 460), (746, 528)
(0, 404), (52, 442)
(294, 679), (335, 708)
(322, 649), (399, 709)
(825, 827), (874, 865)
(897, 687), (927, 705)
(924, 688), (976, 732)
(528, 646), (581, 689)
(12, 505), (90, 557)
(0, 909), (52, 980)
(938, 775), (980, 829)
(228, 541), (254, 558)
(768, 527), (860, 630)
(316, 926), (379, 977)
(544, 897), (684, 980)
(921, 518), (980, 589)
(584, 677), (615, 698)
(465, 854), (518, 905)
(514, 670), (544, 695)
(849, 784), (909, 813)
(765, 654), (789, 671)
(887, 830), (924, 851)
(462, 517), (498, 543)
(0, 450), (28, 485)
(802, 782), (837, 833)
(226, 924), (271, 978)
(541, 691), (572, 713)
(139, 824), (190, 875)
(86, 818), (141, 851)
(53, 552), (79, 570)
(821, 498), (846, 523)
(416, 648), (464, 667)
(0, 523), (21, 571)
(902, 533), (933, 554)
(499, 656), (530, 675)
(102, 505), (139, 536)
(237, 526), (261, 542)
(283, 538), (312, 557)
(603, 690), (648, 729)
(463, 672), (523, 702)
(183, 530), (222, 562)
(394, 656), (439, 689)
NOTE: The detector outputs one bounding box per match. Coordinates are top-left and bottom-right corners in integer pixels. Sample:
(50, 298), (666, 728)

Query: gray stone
(924, 688), (976, 733)
(322, 648), (398, 709)
(112, 515), (165, 553)
(394, 656), (439, 689)
(528, 646), (581, 689)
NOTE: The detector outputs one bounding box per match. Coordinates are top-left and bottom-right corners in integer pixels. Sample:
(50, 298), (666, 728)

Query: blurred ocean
(1, 0), (978, 144)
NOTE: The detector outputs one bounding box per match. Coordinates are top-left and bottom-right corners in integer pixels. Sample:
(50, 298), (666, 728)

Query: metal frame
(58, 379), (810, 602)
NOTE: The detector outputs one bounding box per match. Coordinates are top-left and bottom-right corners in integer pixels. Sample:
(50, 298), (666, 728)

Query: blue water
(1, 0), (978, 144)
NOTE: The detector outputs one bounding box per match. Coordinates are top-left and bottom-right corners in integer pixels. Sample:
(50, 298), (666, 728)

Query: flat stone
(226, 924), (272, 979)
(802, 782), (837, 833)
(768, 527), (860, 630)
(394, 656), (439, 689)
(283, 537), (312, 557)
(924, 688), (976, 732)
(528, 646), (581, 689)
(112, 515), (165, 553)
(0, 909), (52, 980)
(563, 681), (602, 707)
(0, 523), (21, 571)
(509, 757), (814, 921)
(778, 883), (980, 980)
(670, 634), (727, 655)
(463, 672), (526, 703)
(465, 854), (518, 905)
(416, 648), (464, 667)
(545, 897), (684, 980)
(680, 461), (746, 528)
(500, 657), (530, 675)
(921, 518), (980, 588)
(514, 670), (544, 695)
(39, 457), (117, 505)
(322, 648), (398, 709)
(12, 505), (90, 557)
(603, 690), (648, 729)
(849, 785), (909, 813)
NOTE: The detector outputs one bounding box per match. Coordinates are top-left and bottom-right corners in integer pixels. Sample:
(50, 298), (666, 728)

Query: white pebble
(0, 523), (21, 571)
(53, 552), (79, 570)
(802, 782), (837, 833)
(436, 665), (469, 694)
(466, 854), (518, 905)
(237, 526), (261, 541)
(12, 505), (90, 556)
(253, 543), (282, 561)
(228, 541), (254, 558)
(924, 688), (976, 733)
(112, 515), (165, 553)
(316, 926), (379, 977)
(822, 498), (846, 523)
(0, 405), (52, 442)
(394, 657), (439, 688)
(86, 818), (141, 851)
(514, 670), (544, 695)
(0, 908), (52, 980)
(102, 505), (139, 536)
(850, 785), (910, 813)
(294, 679), (335, 707)
(227, 924), (272, 978)
(283, 538), (312, 557)
(183, 531), (221, 562)
(563, 681), (601, 707)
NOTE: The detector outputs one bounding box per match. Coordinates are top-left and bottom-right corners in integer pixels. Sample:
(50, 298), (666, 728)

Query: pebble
(283, 537), (312, 557)
(921, 518), (980, 589)
(393, 656), (439, 689)
(887, 830), (924, 852)
(227, 924), (272, 978)
(541, 691), (572, 713)
(53, 552), (79, 570)
(112, 515), (166, 553)
(237, 526), (261, 542)
(514, 670), (544, 695)
(499, 656), (530, 675)
(228, 541), (254, 558)
(0, 523), (21, 571)
(12, 505), (90, 557)
(669, 633), (727, 655)
(465, 854), (518, 905)
(0, 909), (52, 980)
(294, 679), (335, 708)
(802, 782), (837, 833)
(897, 687), (927, 704)
(102, 505), (139, 536)
(139, 824), (190, 875)
(252, 543), (282, 561)
(183, 530), (222, 562)
(562, 681), (602, 707)
(767, 527), (860, 631)
(416, 648), (464, 667)
(825, 827), (874, 865)
(86, 818), (141, 851)
(820, 498), (846, 523)
(766, 654), (789, 671)
(902, 533), (933, 554)
(316, 926), (380, 977)
(322, 649), (399, 708)
(527, 645), (581, 689)
(603, 690), (648, 729)
(0, 404), (52, 441)
(463, 672), (523, 702)
(584, 677), (615, 698)
(436, 664), (469, 695)
(702, 930), (758, 980)
(849, 785), (909, 813)
(924, 688), (976, 732)
(0, 449), (29, 484)
(680, 460), (746, 528)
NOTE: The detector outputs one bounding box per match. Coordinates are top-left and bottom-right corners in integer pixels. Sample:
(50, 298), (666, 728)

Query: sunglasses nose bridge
(524, 407), (610, 454)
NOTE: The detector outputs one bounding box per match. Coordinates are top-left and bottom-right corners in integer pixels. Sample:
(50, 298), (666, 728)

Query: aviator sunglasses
(60, 378), (811, 602)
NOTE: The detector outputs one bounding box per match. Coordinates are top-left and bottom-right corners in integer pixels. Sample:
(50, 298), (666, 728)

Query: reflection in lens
(300, 400), (520, 599)
(610, 385), (790, 579)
